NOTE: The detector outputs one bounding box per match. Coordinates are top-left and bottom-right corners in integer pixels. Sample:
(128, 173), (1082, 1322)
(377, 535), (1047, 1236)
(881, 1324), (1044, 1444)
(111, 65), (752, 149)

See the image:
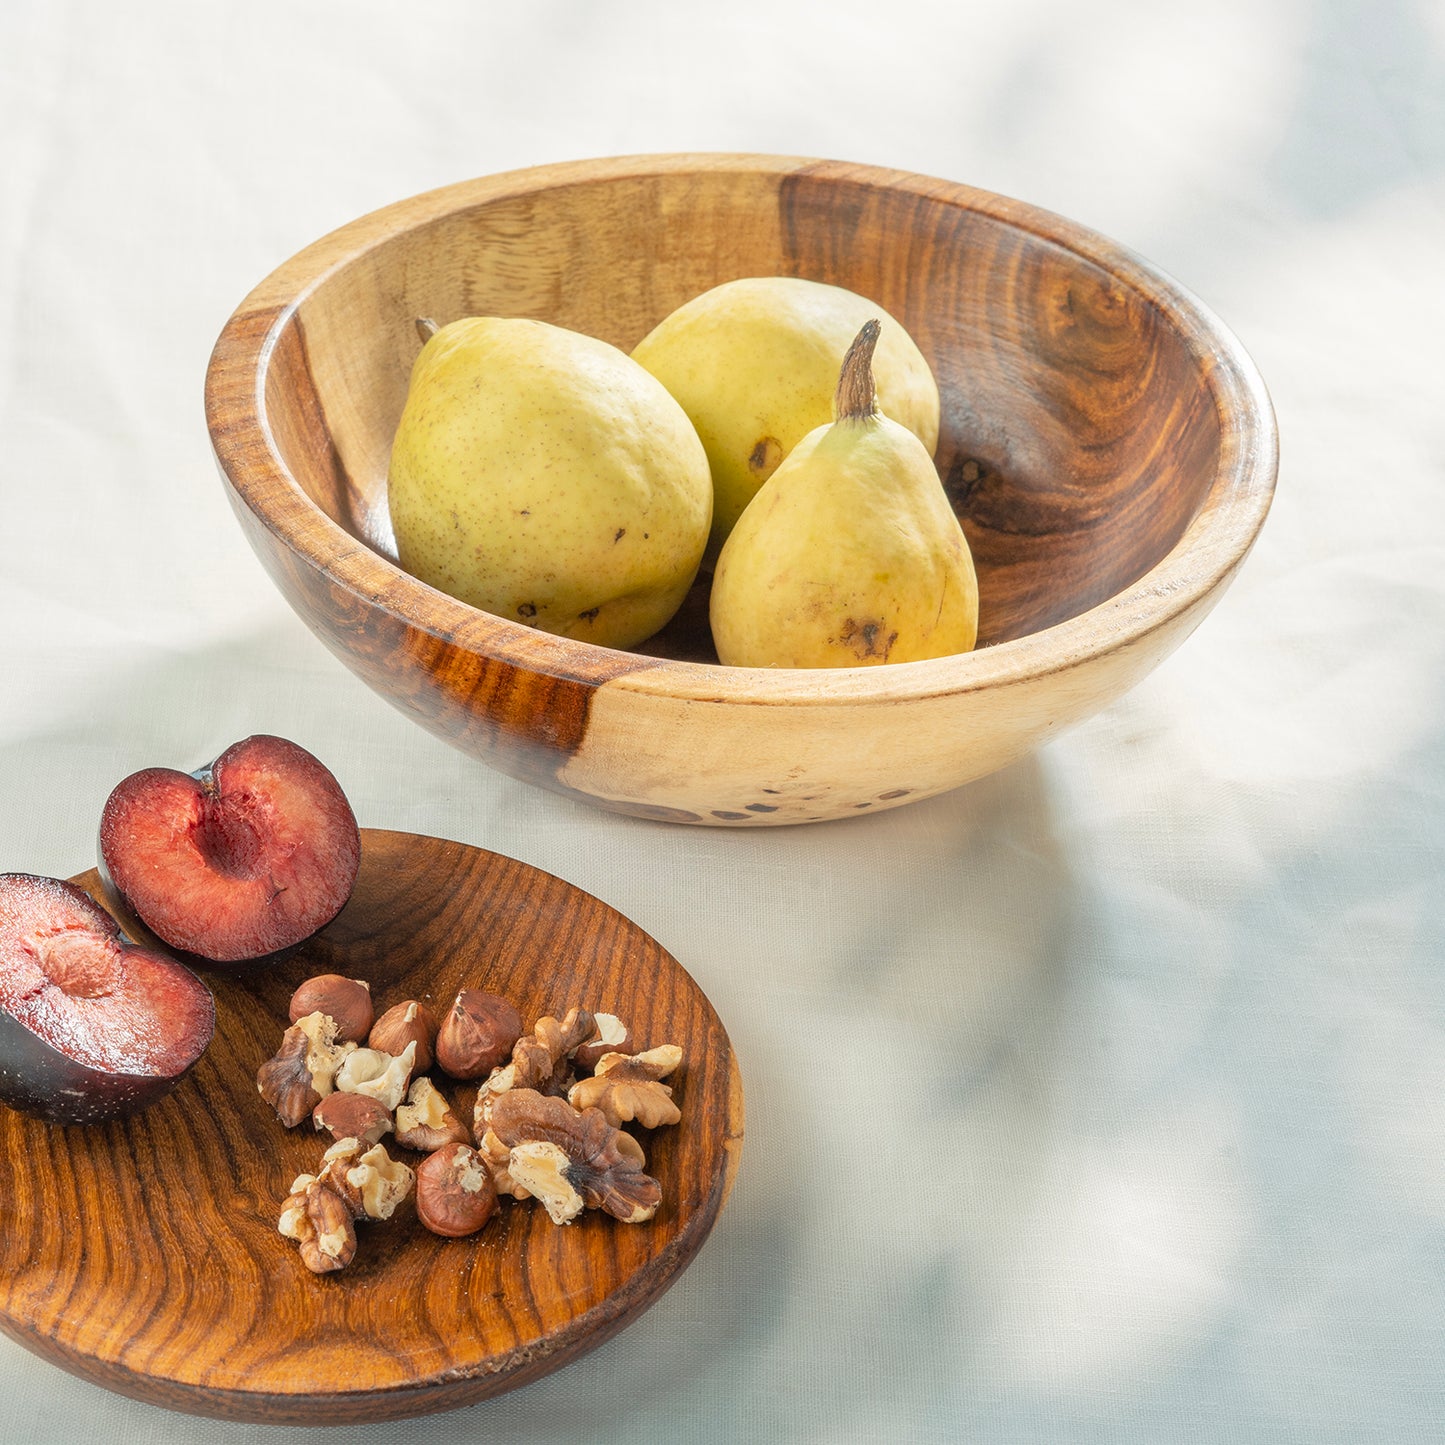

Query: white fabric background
(2, 1), (1443, 1440)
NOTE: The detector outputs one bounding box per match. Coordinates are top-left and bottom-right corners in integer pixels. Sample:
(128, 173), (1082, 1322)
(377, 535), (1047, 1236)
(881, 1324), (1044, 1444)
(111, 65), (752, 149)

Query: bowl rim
(205, 152), (1278, 705)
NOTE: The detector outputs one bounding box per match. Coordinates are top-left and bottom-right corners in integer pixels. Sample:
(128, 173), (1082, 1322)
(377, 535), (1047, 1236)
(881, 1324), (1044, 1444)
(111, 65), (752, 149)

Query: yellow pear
(388, 316), (712, 649)
(710, 321), (978, 669)
(632, 277), (939, 557)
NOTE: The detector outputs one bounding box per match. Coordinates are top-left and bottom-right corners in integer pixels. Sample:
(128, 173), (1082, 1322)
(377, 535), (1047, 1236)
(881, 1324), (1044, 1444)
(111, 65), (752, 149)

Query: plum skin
(0, 1007), (208, 1125)
(98, 735), (361, 967)
(0, 875), (215, 1126)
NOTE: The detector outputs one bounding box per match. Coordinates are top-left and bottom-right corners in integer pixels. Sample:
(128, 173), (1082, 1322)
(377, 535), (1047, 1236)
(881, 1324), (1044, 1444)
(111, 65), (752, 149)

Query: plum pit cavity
(195, 792), (267, 878)
(28, 923), (122, 999)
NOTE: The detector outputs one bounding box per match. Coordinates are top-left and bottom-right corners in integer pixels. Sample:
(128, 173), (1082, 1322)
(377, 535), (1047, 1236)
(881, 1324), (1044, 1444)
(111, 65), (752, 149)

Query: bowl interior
(262, 165), (1222, 660)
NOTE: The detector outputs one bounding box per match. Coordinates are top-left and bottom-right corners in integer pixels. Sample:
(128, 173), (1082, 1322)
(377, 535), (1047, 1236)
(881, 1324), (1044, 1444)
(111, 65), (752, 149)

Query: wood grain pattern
(205, 154), (1277, 824)
(0, 830), (743, 1423)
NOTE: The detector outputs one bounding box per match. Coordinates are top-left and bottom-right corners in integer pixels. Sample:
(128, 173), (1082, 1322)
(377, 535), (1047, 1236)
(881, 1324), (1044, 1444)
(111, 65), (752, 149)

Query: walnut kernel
(278, 1179), (357, 1273)
(335, 1040), (416, 1111)
(574, 1013), (633, 1073)
(489, 1088), (662, 1225)
(475, 1007), (596, 1137)
(394, 1076), (470, 1152)
(258, 1012), (356, 1127)
(295, 1010), (358, 1090)
(315, 1137), (415, 1220)
(567, 1044), (683, 1129)
(508, 1142), (586, 1225)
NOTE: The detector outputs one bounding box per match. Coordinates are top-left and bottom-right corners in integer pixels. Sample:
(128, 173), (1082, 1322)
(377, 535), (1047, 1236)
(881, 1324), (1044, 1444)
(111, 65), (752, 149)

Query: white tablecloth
(3, 2), (1443, 1439)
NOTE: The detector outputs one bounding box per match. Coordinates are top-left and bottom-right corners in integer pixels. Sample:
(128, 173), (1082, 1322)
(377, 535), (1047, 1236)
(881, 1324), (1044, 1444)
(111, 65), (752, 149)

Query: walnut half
(278, 1179), (357, 1273)
(257, 1012), (357, 1127)
(395, 1076), (470, 1152)
(488, 1089), (661, 1225)
(508, 1142), (587, 1225)
(568, 1044), (683, 1130)
(311, 1138), (415, 1221)
(474, 1006), (596, 1137)
(477, 1127), (530, 1200)
(574, 1013), (633, 1073)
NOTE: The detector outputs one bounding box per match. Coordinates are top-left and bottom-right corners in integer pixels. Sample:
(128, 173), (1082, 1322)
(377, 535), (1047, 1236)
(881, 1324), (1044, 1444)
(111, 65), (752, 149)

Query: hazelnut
(574, 1013), (633, 1073)
(415, 1142), (498, 1237)
(435, 991), (522, 1080)
(368, 999), (439, 1073)
(312, 1091), (394, 1145)
(289, 974), (373, 1043)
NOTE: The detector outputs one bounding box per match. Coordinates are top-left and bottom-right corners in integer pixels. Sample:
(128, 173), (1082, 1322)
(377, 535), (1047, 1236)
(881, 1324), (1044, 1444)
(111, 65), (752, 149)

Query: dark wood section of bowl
(778, 168), (1219, 644)
(0, 831), (743, 1422)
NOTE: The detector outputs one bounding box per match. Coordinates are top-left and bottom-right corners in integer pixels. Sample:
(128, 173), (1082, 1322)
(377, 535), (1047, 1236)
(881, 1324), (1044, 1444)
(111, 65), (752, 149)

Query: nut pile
(257, 974), (683, 1274)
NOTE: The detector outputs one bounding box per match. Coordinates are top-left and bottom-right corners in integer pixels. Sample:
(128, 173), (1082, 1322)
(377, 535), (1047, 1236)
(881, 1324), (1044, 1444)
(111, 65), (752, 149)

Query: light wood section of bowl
(0, 831), (742, 1423)
(206, 155), (1276, 825)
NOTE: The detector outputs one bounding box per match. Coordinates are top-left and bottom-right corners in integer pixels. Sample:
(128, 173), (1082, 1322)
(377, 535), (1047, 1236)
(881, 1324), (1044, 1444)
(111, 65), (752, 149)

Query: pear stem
(415, 316), (440, 343)
(835, 319), (881, 423)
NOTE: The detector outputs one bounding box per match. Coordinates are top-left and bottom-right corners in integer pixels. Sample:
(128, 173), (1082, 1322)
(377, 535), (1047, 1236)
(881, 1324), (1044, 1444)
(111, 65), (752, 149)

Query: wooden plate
(0, 829), (743, 1423)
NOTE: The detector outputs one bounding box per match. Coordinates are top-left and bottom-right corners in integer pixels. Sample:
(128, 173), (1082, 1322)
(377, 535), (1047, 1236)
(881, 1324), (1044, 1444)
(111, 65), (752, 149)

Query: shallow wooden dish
(0, 830), (742, 1424)
(206, 154), (1277, 826)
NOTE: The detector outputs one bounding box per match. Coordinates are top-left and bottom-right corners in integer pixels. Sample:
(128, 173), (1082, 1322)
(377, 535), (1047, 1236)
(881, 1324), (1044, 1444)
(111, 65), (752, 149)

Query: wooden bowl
(206, 155), (1277, 826)
(0, 831), (742, 1423)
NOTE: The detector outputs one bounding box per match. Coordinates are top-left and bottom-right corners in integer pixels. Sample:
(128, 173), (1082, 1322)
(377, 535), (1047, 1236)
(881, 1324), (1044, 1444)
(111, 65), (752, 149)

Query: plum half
(98, 735), (361, 966)
(0, 874), (215, 1124)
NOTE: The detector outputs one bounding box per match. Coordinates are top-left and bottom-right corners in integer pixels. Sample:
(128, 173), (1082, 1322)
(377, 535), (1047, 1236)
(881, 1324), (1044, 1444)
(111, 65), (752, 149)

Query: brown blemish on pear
(834, 618), (897, 661)
(748, 437), (783, 474)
